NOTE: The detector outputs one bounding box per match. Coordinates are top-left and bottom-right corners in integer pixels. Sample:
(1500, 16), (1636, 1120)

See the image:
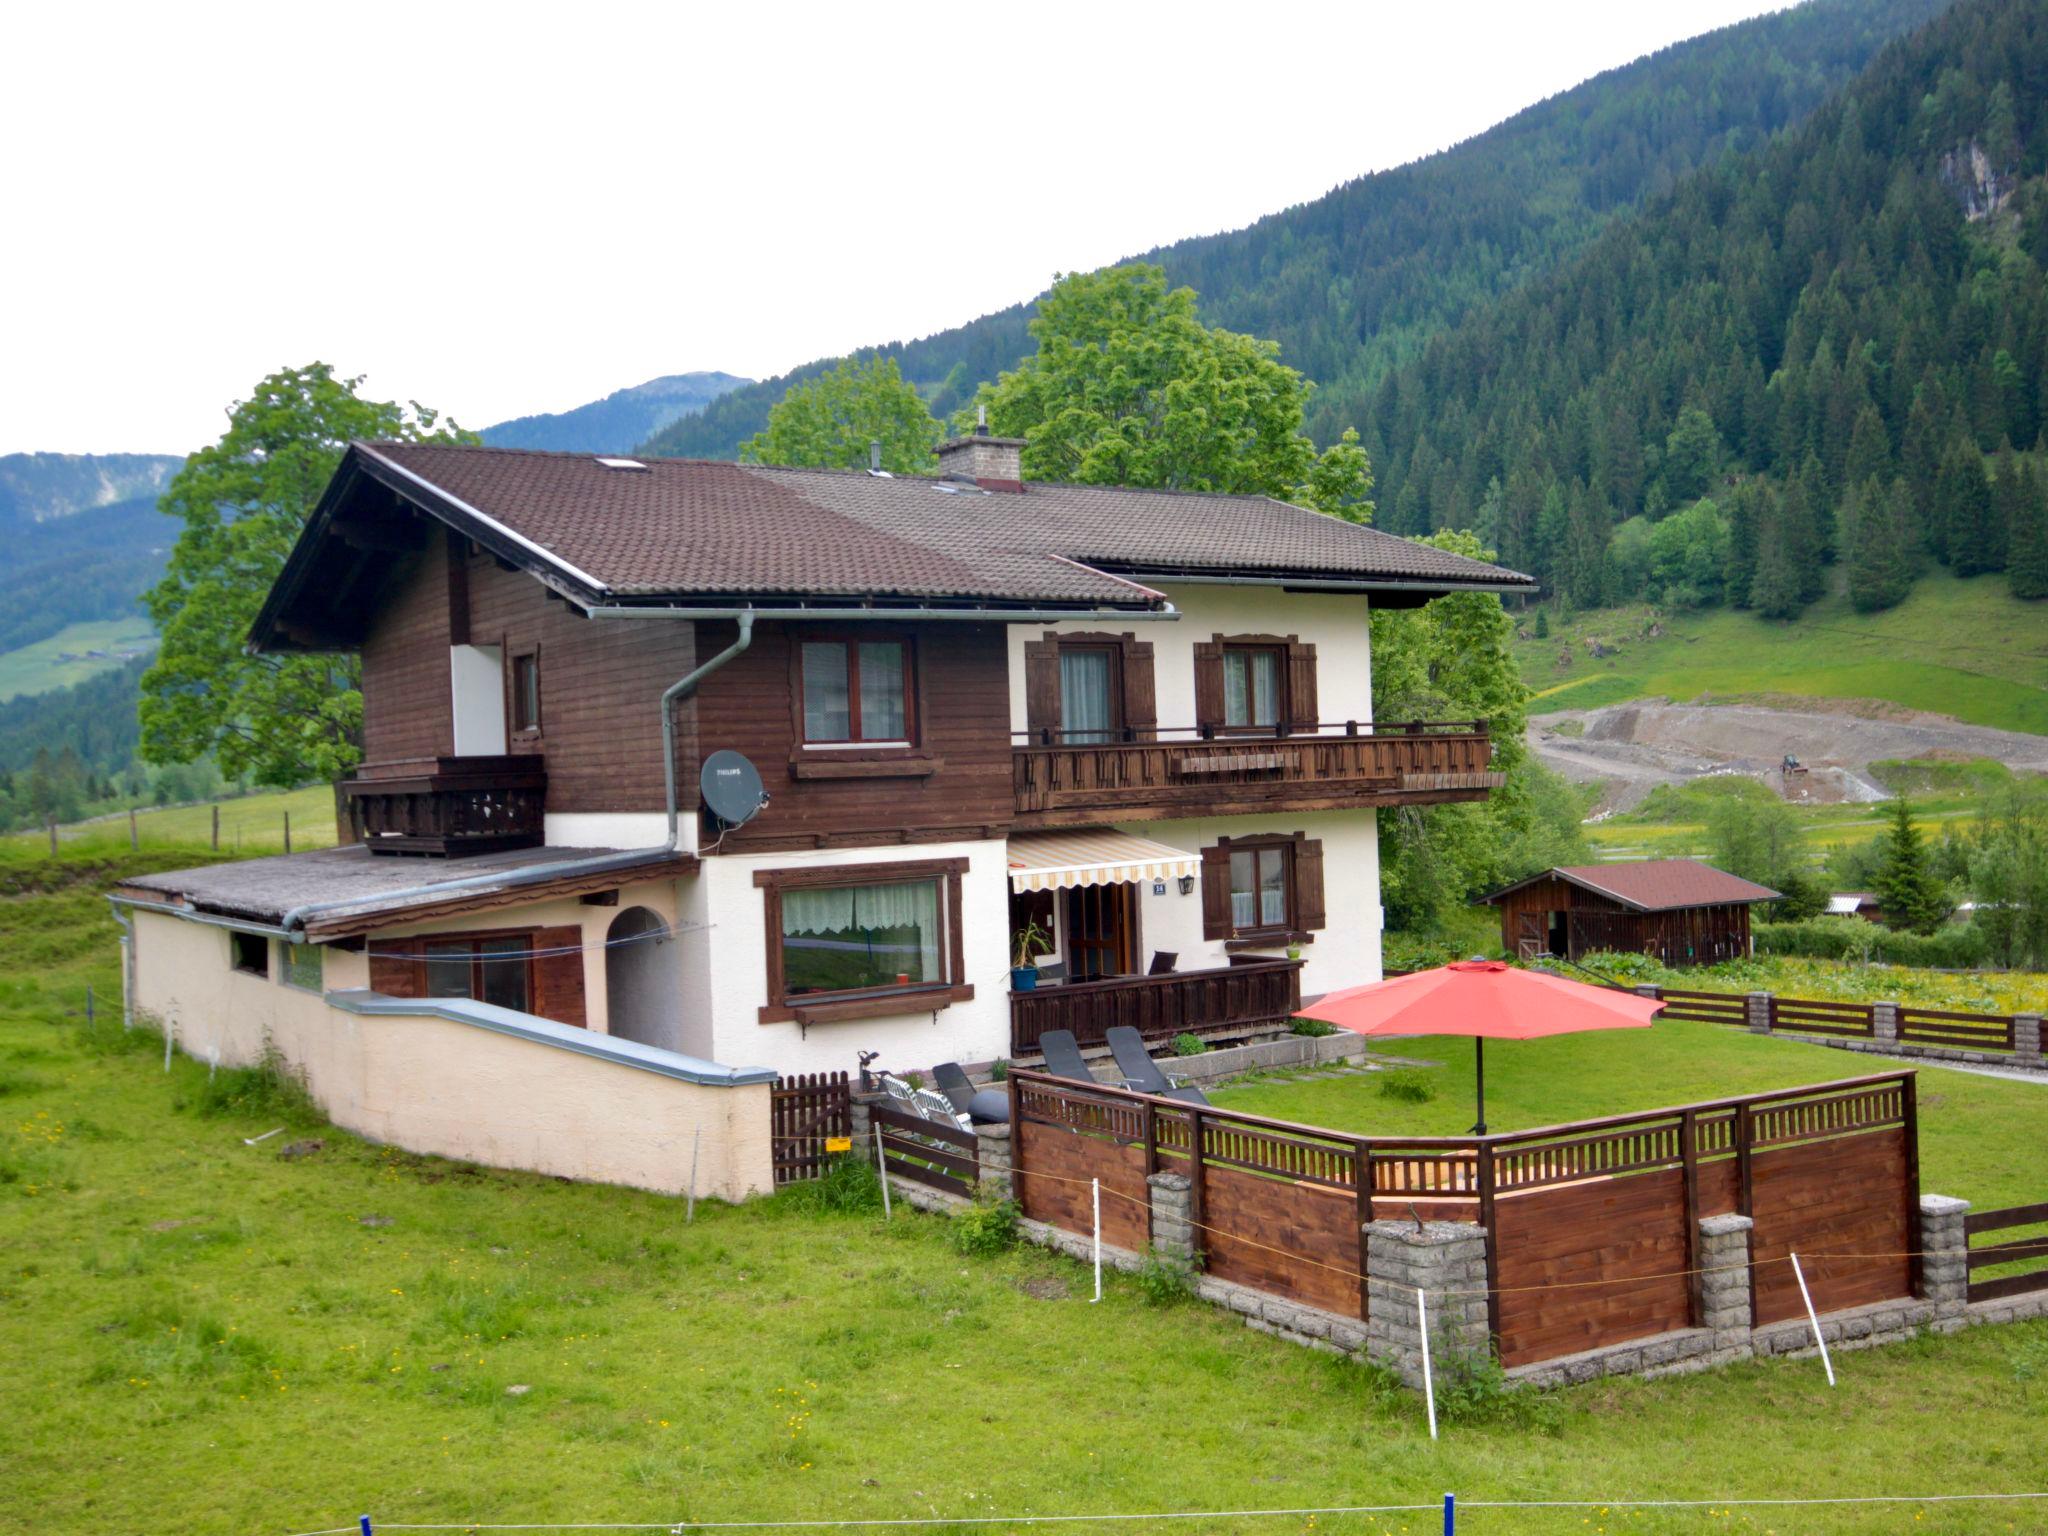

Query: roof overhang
(1475, 865), (1782, 913)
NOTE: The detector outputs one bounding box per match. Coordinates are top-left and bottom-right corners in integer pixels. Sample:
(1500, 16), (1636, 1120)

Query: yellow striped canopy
(1006, 831), (1200, 893)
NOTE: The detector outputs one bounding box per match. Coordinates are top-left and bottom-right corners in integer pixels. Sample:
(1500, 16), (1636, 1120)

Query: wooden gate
(770, 1072), (851, 1186)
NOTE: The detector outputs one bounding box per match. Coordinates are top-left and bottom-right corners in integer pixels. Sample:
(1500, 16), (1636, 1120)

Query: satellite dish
(701, 750), (769, 828)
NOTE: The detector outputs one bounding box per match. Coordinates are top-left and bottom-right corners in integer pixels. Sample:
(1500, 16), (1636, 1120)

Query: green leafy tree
(1967, 782), (2048, 969)
(1875, 796), (1949, 934)
(140, 364), (470, 788)
(1660, 406), (1723, 506)
(973, 264), (1356, 500)
(741, 355), (940, 473)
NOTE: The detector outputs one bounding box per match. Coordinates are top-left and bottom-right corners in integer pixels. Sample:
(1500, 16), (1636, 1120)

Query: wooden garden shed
(1479, 859), (1778, 967)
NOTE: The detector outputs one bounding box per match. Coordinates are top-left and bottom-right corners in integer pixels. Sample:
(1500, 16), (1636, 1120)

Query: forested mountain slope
(481, 371), (751, 454)
(0, 452), (180, 527)
(1367, 0), (2048, 615)
(642, 0), (1945, 461)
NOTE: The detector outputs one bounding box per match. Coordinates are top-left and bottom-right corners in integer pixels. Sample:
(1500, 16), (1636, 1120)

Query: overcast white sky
(0, 1), (1796, 456)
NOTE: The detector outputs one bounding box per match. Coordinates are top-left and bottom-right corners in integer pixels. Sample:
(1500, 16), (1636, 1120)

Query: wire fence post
(360, 1516), (373, 1536)
(163, 1014), (173, 1074)
(873, 1123), (891, 1220)
(1417, 1283), (1438, 1441)
(283, 810), (292, 853)
(686, 1126), (701, 1224)
(129, 807), (139, 850)
(1442, 1491), (1456, 1534)
(85, 984), (94, 1031)
(1091, 1177), (1102, 1302)
(1789, 1251), (1835, 1386)
(211, 804), (220, 850)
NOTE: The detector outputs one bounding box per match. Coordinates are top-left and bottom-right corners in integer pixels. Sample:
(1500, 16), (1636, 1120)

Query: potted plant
(1010, 918), (1051, 991)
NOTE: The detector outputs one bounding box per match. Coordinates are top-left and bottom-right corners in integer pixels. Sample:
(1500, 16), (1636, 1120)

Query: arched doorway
(605, 907), (680, 1051)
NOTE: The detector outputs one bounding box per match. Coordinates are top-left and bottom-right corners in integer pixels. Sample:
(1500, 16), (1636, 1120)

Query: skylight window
(594, 457), (648, 471)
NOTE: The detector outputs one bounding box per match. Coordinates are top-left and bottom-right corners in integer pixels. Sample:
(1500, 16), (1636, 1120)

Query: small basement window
(279, 941), (324, 994)
(230, 931), (270, 978)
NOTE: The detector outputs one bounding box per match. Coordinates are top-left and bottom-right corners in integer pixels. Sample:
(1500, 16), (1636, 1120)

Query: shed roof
(251, 442), (1534, 649)
(114, 843), (696, 940)
(1480, 859), (1781, 913)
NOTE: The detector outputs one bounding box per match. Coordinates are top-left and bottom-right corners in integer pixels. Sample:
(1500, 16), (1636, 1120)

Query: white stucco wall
(1006, 582), (1374, 736)
(700, 837), (1014, 1079)
(128, 907), (773, 1202)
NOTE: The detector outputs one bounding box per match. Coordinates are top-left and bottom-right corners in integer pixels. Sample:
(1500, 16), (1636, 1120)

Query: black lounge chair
(932, 1061), (977, 1114)
(1105, 1026), (1211, 1106)
(1037, 1029), (1098, 1085)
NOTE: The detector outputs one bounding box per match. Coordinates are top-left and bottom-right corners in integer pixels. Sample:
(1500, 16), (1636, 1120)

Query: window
(1230, 844), (1292, 931)
(780, 878), (943, 997)
(230, 931), (269, 977)
(1223, 646), (1284, 729)
(1058, 646), (1119, 743)
(755, 857), (972, 1022)
(799, 639), (911, 744)
(510, 649), (541, 734)
(425, 935), (531, 1012)
(1200, 833), (1326, 943)
(279, 942), (324, 993)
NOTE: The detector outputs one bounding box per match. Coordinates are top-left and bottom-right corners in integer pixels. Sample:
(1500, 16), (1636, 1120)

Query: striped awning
(1007, 831), (1200, 893)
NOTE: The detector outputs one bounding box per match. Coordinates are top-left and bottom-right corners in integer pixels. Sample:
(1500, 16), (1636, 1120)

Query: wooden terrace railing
(1011, 719), (1499, 826)
(337, 754), (547, 857)
(1008, 959), (1302, 1057)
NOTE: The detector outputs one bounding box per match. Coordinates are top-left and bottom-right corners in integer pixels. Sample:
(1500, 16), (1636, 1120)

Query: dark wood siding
(1488, 874), (1754, 968)
(462, 554), (696, 815)
(683, 619), (1013, 852)
(359, 544), (454, 765)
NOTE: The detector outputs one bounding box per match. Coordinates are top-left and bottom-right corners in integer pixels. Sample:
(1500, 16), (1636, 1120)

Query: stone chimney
(935, 407), (1026, 491)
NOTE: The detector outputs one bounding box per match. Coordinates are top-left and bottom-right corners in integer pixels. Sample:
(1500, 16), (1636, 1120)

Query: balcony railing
(337, 755), (547, 857)
(1009, 958), (1304, 1058)
(1012, 720), (1498, 826)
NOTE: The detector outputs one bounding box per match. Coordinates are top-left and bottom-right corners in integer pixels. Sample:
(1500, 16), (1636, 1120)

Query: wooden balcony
(1012, 721), (1499, 828)
(337, 755), (547, 856)
(1009, 958), (1303, 1058)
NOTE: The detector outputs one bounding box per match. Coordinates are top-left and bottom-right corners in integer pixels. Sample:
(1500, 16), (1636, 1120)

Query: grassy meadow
(7, 784), (338, 860)
(2, 848), (2046, 1534)
(0, 617), (156, 702)
(1514, 571), (2048, 734)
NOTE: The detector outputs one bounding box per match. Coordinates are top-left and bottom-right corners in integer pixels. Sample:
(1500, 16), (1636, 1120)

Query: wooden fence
(1008, 1067), (1919, 1372)
(1629, 983), (2035, 1058)
(769, 1072), (851, 1186)
(1965, 1201), (2048, 1304)
(871, 1103), (978, 1198)
(1008, 959), (1302, 1055)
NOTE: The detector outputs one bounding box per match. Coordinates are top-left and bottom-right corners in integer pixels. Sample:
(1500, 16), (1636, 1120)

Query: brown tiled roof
(1483, 859), (1781, 912)
(358, 442), (1530, 606)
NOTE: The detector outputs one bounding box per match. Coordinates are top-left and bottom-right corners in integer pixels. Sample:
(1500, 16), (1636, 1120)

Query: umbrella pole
(1471, 1036), (1487, 1136)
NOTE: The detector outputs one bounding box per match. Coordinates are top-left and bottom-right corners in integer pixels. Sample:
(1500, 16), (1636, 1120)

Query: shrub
(988, 1058), (1010, 1082)
(1289, 1018), (1338, 1038)
(1170, 1033), (1207, 1057)
(1753, 918), (1989, 969)
(189, 1046), (316, 1124)
(1428, 1324), (1557, 1430)
(1134, 1247), (1199, 1306)
(949, 1193), (1020, 1256)
(1376, 1069), (1434, 1103)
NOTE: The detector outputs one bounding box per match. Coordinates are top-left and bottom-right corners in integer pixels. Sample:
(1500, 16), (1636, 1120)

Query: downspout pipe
(270, 601), (1150, 940)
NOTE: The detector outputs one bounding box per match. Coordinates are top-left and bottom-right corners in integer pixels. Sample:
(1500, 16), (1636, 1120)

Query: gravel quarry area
(1529, 697), (2048, 812)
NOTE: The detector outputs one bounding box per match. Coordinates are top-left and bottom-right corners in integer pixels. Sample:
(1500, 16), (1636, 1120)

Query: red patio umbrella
(1296, 960), (1664, 1133)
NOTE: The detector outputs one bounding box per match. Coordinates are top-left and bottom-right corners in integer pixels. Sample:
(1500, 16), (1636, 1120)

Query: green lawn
(1216, 1017), (2046, 1211)
(1516, 571), (2048, 734)
(0, 617), (155, 702)
(8, 784), (338, 859)
(5, 856), (2047, 1534)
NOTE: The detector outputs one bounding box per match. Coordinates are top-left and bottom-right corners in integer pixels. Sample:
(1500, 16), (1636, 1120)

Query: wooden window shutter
(1193, 639), (1225, 732)
(1200, 841), (1234, 940)
(1292, 836), (1327, 932)
(530, 925), (588, 1028)
(1024, 636), (1061, 740)
(1120, 635), (1157, 742)
(369, 937), (424, 998)
(1286, 638), (1319, 731)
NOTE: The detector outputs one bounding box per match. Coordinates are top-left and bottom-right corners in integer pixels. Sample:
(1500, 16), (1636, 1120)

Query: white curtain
(782, 880), (941, 982)
(801, 643), (850, 740)
(1060, 649), (1113, 742)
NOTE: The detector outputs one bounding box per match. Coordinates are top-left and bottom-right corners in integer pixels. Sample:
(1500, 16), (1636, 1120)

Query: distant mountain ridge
(0, 452), (181, 529)
(482, 371), (752, 455)
(639, 0), (1947, 462)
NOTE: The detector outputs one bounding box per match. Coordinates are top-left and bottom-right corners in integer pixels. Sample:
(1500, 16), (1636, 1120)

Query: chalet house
(113, 428), (1531, 1198)
(1480, 858), (1778, 966)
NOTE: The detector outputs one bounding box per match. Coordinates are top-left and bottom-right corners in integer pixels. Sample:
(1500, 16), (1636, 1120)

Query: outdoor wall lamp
(1178, 875), (1196, 896)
